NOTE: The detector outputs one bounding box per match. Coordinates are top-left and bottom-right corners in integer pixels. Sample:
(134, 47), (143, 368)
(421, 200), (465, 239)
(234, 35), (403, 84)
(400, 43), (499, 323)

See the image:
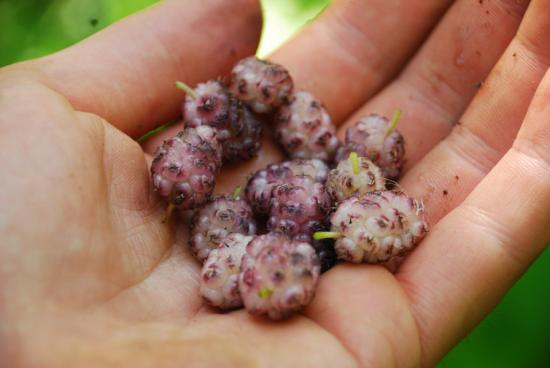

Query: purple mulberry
(180, 80), (231, 130)
(190, 196), (257, 262)
(275, 91), (340, 162)
(150, 126), (222, 209)
(239, 233), (320, 320)
(268, 176), (332, 243)
(220, 106), (262, 163)
(178, 80), (262, 163)
(229, 56), (293, 114)
(336, 112), (405, 181)
(245, 159), (329, 215)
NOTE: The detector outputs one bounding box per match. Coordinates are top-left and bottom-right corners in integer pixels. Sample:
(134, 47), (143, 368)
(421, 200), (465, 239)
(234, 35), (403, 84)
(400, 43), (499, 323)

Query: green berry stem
(232, 186), (241, 199)
(258, 287), (273, 299)
(313, 231), (341, 240)
(385, 109), (402, 138)
(349, 152), (360, 176)
(175, 81), (198, 99)
(136, 119), (178, 144)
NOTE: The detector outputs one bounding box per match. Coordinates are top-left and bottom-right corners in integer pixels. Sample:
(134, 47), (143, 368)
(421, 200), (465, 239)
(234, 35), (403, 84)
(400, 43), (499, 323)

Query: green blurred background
(1, 0), (548, 366)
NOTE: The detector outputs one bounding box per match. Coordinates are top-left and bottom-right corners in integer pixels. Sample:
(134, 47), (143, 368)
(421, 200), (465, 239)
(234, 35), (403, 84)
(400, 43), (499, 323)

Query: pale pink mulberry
(322, 191), (428, 263)
(326, 153), (385, 204)
(336, 113), (405, 181)
(200, 233), (254, 309)
(239, 233), (320, 320)
(190, 196), (256, 262)
(275, 91), (340, 162)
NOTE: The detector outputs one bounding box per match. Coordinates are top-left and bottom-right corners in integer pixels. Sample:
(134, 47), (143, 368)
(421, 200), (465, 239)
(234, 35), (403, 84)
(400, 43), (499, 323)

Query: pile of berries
(149, 56), (428, 320)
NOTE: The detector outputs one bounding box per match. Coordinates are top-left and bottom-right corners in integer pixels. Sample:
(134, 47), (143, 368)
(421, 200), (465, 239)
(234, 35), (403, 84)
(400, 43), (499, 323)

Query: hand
(1, 0), (549, 366)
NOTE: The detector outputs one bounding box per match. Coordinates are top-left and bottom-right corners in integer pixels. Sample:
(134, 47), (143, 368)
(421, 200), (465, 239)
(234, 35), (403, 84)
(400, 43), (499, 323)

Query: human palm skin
(1, 0), (550, 366)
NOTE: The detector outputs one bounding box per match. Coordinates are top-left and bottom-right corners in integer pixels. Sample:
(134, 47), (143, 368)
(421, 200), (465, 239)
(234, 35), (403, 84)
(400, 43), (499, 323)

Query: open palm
(1, 0), (549, 366)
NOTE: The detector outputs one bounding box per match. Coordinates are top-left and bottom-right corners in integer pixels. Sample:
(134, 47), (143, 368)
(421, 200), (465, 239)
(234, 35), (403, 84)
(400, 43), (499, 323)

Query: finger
(401, 0), (550, 224)
(397, 67), (550, 366)
(305, 265), (422, 367)
(338, 0), (529, 167)
(7, 0), (262, 138)
(270, 0), (453, 124)
(300, 3), (549, 365)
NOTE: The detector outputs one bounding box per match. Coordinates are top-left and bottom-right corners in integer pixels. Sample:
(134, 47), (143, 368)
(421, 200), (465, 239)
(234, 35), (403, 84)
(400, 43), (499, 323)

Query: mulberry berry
(179, 80), (232, 130)
(245, 159), (329, 215)
(275, 91), (340, 162)
(150, 126), (222, 209)
(316, 191), (428, 264)
(220, 105), (262, 163)
(239, 233), (320, 320)
(336, 111), (405, 181)
(268, 175), (332, 243)
(200, 233), (254, 309)
(190, 195), (257, 262)
(326, 152), (385, 204)
(229, 56), (293, 114)
(177, 80), (262, 163)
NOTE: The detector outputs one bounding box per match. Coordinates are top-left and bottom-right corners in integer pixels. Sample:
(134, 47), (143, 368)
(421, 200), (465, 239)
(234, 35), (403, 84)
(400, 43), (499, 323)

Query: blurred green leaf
(0, 0), (159, 67)
(439, 247), (550, 367)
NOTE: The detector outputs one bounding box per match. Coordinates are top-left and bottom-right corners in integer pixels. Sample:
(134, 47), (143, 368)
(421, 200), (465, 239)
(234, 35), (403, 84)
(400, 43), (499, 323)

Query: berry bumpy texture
(245, 159), (329, 215)
(326, 154), (385, 204)
(336, 114), (405, 181)
(239, 233), (320, 320)
(275, 91), (340, 162)
(182, 80), (231, 129)
(190, 196), (257, 262)
(268, 175), (332, 243)
(181, 80), (262, 163)
(200, 233), (254, 309)
(329, 191), (428, 263)
(150, 126), (222, 209)
(220, 105), (262, 163)
(229, 56), (294, 114)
